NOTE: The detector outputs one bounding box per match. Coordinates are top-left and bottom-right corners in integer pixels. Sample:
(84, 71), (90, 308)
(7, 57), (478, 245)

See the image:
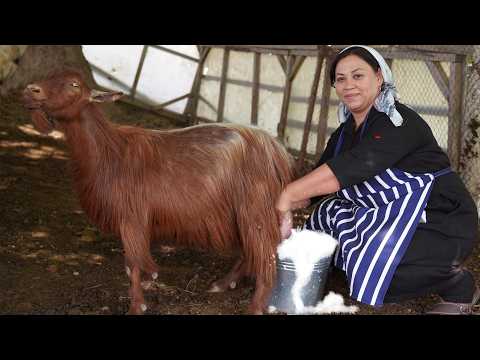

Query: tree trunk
(459, 45), (480, 218)
(0, 45), (96, 97)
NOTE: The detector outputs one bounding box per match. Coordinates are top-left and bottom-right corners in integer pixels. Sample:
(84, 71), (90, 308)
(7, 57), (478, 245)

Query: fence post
(447, 55), (466, 171)
(315, 56), (333, 159)
(297, 51), (324, 172)
(130, 45), (149, 100)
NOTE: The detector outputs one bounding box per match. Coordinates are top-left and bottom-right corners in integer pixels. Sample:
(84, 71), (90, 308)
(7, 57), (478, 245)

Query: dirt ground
(1, 93), (479, 316)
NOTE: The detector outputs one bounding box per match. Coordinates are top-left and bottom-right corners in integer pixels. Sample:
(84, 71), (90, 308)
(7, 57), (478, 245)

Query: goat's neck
(62, 104), (123, 174)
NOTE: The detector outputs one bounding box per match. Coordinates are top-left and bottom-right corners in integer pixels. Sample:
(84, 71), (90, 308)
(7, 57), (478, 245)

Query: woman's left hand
(278, 210), (293, 240)
(276, 190), (293, 239)
(276, 191), (311, 240)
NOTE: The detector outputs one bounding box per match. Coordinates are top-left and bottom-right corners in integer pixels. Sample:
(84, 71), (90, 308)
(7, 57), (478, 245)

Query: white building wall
(82, 45), (199, 114)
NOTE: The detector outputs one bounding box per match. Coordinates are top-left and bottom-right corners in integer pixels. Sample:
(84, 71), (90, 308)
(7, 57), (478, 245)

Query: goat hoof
(152, 272), (158, 280)
(127, 308), (143, 315)
(207, 284), (224, 293)
(248, 308), (264, 315)
(141, 280), (157, 291)
(140, 304), (147, 312)
(229, 281), (237, 290)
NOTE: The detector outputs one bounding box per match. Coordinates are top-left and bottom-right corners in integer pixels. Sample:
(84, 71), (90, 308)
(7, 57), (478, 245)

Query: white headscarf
(336, 45), (404, 127)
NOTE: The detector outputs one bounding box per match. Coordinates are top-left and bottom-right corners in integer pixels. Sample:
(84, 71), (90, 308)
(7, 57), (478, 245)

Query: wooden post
(185, 47), (211, 125)
(297, 52), (324, 171)
(251, 52), (261, 126)
(130, 45), (149, 99)
(277, 55), (296, 140)
(426, 61), (450, 101)
(277, 55), (287, 73)
(290, 56), (306, 82)
(277, 55), (306, 141)
(316, 57), (333, 158)
(154, 93), (191, 110)
(447, 55), (466, 171)
(217, 48), (230, 123)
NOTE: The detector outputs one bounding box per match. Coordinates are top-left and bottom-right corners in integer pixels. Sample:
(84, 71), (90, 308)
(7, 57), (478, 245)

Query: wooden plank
(206, 45), (320, 51)
(425, 61), (450, 101)
(328, 45), (457, 62)
(251, 52), (261, 126)
(200, 74), (448, 116)
(118, 96), (189, 125)
(379, 48), (457, 63)
(277, 55), (287, 73)
(277, 55), (296, 140)
(186, 47), (211, 125)
(402, 45), (473, 55)
(216, 48), (230, 123)
(149, 45), (200, 63)
(297, 53), (324, 171)
(130, 45), (149, 99)
(316, 57), (333, 157)
(154, 93), (191, 110)
(205, 45), (460, 61)
(290, 55), (306, 81)
(447, 57), (466, 171)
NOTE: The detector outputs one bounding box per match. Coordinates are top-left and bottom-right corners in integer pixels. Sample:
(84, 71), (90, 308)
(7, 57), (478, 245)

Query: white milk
(275, 229), (358, 315)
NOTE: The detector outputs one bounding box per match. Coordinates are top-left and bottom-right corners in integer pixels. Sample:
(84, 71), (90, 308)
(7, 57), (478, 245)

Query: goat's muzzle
(22, 84), (46, 110)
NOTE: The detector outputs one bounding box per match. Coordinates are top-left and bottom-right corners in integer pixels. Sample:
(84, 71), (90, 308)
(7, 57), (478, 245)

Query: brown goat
(22, 70), (297, 314)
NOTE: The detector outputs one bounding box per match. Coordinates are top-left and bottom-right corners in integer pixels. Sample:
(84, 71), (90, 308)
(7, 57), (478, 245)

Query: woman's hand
(276, 190), (293, 240)
(276, 190), (311, 240)
(279, 210), (293, 240)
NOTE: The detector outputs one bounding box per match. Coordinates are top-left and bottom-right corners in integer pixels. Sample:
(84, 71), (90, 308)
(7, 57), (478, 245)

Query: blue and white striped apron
(305, 121), (451, 306)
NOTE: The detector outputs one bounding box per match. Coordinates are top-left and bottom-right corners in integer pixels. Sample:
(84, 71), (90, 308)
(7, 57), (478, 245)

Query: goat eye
(71, 82), (80, 88)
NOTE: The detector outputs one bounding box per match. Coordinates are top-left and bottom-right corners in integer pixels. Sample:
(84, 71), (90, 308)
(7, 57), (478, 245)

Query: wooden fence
(103, 45), (473, 171)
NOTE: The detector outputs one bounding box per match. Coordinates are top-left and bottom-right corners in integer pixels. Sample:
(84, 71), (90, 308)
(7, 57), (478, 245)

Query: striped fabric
(305, 167), (449, 306)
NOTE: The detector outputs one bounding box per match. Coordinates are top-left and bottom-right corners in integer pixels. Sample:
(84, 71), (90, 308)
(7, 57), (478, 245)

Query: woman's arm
(276, 163), (340, 213)
(276, 163), (340, 239)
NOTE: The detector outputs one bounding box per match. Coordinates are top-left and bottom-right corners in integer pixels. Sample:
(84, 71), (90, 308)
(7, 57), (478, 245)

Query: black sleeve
(309, 126), (343, 205)
(326, 111), (428, 189)
(313, 126), (343, 169)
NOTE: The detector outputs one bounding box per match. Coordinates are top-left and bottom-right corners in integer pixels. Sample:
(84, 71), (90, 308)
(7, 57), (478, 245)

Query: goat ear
(90, 89), (124, 103)
(31, 110), (54, 135)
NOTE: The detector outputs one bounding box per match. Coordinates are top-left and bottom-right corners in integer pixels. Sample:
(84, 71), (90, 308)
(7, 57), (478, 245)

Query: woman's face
(334, 54), (383, 116)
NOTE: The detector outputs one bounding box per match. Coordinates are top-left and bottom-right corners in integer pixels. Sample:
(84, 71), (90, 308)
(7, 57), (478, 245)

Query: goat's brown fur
(22, 70), (296, 314)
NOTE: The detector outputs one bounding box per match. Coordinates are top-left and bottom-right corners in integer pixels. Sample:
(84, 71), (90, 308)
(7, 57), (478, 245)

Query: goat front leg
(120, 221), (158, 315)
(126, 265), (148, 315)
(207, 257), (246, 293)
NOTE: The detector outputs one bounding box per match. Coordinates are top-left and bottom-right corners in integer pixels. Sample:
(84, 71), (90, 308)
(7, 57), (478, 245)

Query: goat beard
(30, 109), (54, 134)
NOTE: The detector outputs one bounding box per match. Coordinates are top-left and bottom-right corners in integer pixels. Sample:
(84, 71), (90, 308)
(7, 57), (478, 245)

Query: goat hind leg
(207, 257), (246, 293)
(247, 276), (273, 315)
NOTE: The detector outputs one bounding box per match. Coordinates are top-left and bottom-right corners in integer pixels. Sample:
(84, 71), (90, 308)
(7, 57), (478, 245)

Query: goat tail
(120, 221), (158, 274)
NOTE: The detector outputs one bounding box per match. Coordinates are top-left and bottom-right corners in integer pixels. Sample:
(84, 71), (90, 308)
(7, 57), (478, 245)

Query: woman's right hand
(278, 209), (293, 240)
(276, 190), (311, 240)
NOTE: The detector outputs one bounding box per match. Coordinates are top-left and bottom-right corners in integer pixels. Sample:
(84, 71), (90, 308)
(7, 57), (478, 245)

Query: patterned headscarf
(336, 45), (404, 127)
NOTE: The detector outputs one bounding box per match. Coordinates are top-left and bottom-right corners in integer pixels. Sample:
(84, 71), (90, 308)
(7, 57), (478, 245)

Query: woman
(276, 45), (479, 314)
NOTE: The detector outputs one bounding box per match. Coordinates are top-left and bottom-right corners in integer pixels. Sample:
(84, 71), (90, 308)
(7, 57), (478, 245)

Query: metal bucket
(268, 255), (332, 314)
